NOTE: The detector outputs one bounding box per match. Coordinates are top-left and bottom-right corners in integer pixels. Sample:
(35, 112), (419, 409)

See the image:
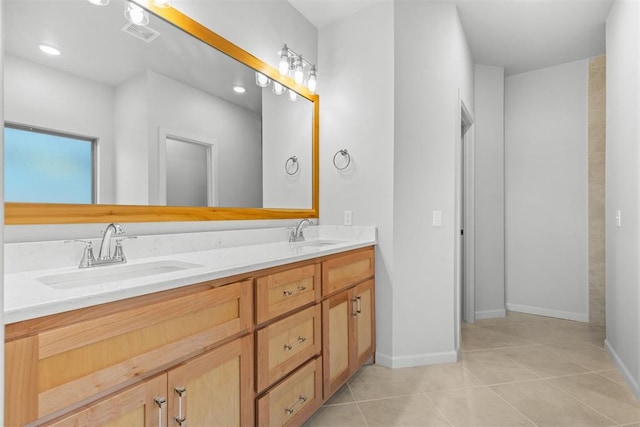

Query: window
(4, 124), (95, 204)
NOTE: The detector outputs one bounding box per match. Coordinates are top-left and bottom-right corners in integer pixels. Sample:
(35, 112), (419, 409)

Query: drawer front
(256, 305), (321, 392)
(322, 248), (374, 296)
(33, 280), (253, 421)
(256, 264), (321, 324)
(257, 357), (323, 427)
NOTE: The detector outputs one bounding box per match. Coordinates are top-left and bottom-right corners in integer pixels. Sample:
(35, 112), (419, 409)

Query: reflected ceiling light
(125, 2), (149, 26)
(272, 81), (285, 95)
(152, 0), (171, 7)
(255, 72), (270, 88)
(288, 89), (297, 102)
(88, 0), (110, 5)
(233, 85), (246, 94)
(38, 44), (61, 56)
(273, 43), (318, 93)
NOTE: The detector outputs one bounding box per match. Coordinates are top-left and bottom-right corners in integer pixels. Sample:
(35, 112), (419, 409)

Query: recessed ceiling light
(88, 0), (110, 5)
(233, 86), (246, 94)
(38, 44), (61, 56)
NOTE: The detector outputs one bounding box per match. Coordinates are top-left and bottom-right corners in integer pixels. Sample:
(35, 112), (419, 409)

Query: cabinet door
(322, 290), (352, 399)
(353, 279), (375, 368)
(167, 335), (253, 427)
(46, 374), (167, 427)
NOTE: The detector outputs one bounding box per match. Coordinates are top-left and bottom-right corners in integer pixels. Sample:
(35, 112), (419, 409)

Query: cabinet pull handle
(283, 284), (308, 297)
(154, 397), (166, 427)
(356, 296), (362, 315)
(297, 285), (307, 291)
(174, 386), (186, 426)
(283, 289), (293, 296)
(351, 297), (358, 317)
(283, 336), (307, 351)
(284, 395), (308, 415)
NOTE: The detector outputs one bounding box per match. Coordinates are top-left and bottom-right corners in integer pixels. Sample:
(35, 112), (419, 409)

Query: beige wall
(588, 54), (606, 327)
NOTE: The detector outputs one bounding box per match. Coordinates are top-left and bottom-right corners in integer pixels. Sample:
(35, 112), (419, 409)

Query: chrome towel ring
(333, 149), (351, 170)
(285, 156), (299, 175)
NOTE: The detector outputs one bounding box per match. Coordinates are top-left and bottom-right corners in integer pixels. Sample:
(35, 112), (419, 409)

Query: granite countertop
(4, 226), (376, 324)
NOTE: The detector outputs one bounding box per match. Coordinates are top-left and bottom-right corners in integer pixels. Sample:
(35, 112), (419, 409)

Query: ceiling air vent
(121, 23), (160, 43)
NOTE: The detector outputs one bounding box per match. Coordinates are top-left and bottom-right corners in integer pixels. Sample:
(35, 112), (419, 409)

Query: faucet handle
(113, 236), (137, 263)
(65, 240), (96, 268)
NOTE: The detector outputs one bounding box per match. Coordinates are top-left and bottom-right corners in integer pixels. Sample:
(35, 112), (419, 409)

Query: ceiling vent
(121, 23), (160, 43)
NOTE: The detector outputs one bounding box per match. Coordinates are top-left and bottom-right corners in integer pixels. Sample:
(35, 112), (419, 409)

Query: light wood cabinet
(167, 335), (254, 427)
(44, 375), (168, 427)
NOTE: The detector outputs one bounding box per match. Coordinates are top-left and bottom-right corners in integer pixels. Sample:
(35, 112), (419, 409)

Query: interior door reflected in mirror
(3, 0), (315, 218)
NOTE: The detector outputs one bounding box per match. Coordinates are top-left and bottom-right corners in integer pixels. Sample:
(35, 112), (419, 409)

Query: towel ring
(285, 156), (299, 175)
(333, 149), (351, 170)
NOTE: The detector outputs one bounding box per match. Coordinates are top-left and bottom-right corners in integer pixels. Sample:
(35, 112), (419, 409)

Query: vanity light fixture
(261, 43), (318, 93)
(125, 2), (150, 26)
(88, 0), (110, 5)
(255, 72), (270, 88)
(38, 43), (61, 56)
(233, 85), (246, 94)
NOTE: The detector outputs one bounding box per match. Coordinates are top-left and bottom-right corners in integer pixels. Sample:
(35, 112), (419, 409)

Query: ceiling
(288, 0), (614, 76)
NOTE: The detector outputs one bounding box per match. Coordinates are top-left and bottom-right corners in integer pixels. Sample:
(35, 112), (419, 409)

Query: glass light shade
(307, 68), (317, 93)
(125, 2), (149, 26)
(255, 72), (270, 88)
(294, 59), (304, 84)
(288, 89), (297, 102)
(278, 54), (289, 75)
(88, 0), (110, 5)
(152, 0), (171, 7)
(272, 81), (285, 95)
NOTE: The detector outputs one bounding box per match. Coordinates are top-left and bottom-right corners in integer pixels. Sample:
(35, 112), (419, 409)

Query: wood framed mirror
(4, 0), (319, 224)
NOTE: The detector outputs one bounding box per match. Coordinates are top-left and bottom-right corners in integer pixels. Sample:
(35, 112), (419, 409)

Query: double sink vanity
(4, 225), (377, 426)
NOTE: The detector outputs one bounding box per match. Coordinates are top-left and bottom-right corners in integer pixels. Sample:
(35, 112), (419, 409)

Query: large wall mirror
(4, 0), (319, 224)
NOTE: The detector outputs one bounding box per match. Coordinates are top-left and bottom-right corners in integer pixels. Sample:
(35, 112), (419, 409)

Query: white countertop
(4, 226), (376, 324)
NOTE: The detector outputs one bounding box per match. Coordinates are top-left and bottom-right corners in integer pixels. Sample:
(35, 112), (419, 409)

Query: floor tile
(492, 379), (615, 426)
(597, 369), (629, 386)
(303, 402), (367, 427)
(547, 373), (640, 424)
(349, 377), (422, 401)
(497, 344), (589, 378)
(398, 362), (483, 392)
(462, 350), (539, 385)
(358, 394), (451, 426)
(479, 321), (576, 345)
(324, 383), (355, 406)
(544, 340), (616, 370)
(461, 325), (534, 351)
(427, 386), (534, 426)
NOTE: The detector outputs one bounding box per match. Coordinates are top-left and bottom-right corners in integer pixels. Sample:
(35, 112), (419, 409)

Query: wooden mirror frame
(5, 0), (319, 225)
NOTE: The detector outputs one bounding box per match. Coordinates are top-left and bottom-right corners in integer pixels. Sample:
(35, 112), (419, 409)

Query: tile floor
(304, 311), (640, 426)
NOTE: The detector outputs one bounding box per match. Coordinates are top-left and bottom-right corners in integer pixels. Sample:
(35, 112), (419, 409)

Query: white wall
(4, 55), (116, 203)
(504, 59), (589, 321)
(262, 88), (312, 209)
(604, 0), (640, 399)
(392, 1), (474, 366)
(318, 1), (395, 363)
(474, 65), (505, 319)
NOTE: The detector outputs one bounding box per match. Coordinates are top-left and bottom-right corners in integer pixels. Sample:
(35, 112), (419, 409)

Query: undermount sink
(37, 260), (203, 290)
(291, 240), (342, 248)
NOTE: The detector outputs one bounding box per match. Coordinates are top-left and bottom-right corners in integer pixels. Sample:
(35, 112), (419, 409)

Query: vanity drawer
(322, 248), (374, 296)
(256, 263), (321, 324)
(257, 356), (323, 427)
(256, 304), (321, 392)
(6, 279), (253, 424)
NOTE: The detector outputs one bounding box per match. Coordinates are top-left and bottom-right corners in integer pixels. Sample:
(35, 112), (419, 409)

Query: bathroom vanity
(4, 229), (376, 426)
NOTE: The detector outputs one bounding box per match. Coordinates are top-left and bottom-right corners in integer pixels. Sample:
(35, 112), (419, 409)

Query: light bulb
(272, 82), (285, 95)
(294, 58), (304, 84)
(38, 44), (61, 56)
(288, 89), (297, 102)
(278, 46), (289, 75)
(125, 2), (149, 26)
(307, 66), (317, 93)
(255, 72), (270, 88)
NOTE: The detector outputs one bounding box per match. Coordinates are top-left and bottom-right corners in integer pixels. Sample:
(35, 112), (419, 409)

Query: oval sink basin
(37, 260), (203, 290)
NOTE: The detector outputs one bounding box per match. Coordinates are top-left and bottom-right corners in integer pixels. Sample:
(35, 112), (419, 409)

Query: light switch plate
(616, 210), (621, 228)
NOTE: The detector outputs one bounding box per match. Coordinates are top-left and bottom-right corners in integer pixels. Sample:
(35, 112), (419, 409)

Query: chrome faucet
(66, 223), (135, 268)
(290, 219), (313, 243)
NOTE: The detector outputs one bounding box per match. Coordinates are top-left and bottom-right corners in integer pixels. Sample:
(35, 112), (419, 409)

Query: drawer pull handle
(297, 285), (307, 291)
(284, 336), (307, 351)
(154, 397), (166, 427)
(352, 297), (359, 317)
(174, 386), (186, 426)
(285, 395), (308, 415)
(283, 284), (309, 297)
(283, 289), (293, 296)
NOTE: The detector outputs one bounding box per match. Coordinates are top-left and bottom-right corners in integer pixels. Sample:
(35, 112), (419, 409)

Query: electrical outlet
(344, 210), (352, 226)
(616, 210), (621, 228)
(433, 211), (442, 227)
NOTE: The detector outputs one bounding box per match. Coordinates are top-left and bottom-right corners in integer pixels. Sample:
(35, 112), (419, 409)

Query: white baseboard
(375, 350), (458, 369)
(506, 303), (588, 322)
(605, 339), (640, 399)
(475, 309), (507, 320)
